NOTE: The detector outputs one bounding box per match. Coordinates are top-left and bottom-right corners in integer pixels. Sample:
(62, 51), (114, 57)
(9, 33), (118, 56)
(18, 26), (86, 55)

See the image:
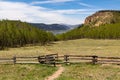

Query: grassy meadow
(45, 39), (120, 57)
(0, 64), (57, 80)
(0, 45), (51, 58)
(56, 63), (120, 80)
(1, 39), (120, 57)
(0, 39), (120, 80)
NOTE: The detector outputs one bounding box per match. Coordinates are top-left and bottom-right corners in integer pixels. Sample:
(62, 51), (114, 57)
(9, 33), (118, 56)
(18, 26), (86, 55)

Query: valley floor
(1, 39), (120, 57)
(0, 39), (120, 80)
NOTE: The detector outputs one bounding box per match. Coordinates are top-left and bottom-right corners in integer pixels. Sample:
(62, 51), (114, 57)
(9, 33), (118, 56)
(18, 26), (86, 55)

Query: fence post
(53, 58), (56, 67)
(13, 56), (16, 64)
(56, 53), (58, 61)
(64, 55), (69, 65)
(92, 55), (98, 65)
(38, 56), (40, 63)
(45, 55), (48, 64)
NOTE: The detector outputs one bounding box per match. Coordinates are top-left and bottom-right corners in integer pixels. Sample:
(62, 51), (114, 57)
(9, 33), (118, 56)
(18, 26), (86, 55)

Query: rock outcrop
(84, 10), (120, 27)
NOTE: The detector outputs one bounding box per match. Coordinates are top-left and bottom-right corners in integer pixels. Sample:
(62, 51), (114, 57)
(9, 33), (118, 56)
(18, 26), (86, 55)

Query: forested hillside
(0, 20), (56, 49)
(57, 10), (120, 40)
(57, 23), (120, 40)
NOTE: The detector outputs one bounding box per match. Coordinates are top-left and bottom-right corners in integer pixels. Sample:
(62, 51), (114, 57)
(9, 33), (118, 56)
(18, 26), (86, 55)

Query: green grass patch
(56, 63), (120, 80)
(0, 64), (57, 80)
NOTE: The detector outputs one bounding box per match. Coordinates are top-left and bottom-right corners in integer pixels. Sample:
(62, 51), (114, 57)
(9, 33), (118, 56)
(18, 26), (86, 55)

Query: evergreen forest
(0, 20), (56, 49)
(56, 23), (120, 40)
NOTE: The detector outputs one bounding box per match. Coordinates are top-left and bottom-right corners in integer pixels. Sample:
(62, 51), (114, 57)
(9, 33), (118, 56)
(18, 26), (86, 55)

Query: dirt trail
(45, 65), (65, 80)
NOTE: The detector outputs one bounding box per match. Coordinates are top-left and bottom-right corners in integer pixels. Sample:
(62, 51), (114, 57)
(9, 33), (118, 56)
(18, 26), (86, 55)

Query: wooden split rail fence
(0, 54), (120, 66)
(0, 54), (58, 66)
(63, 55), (120, 65)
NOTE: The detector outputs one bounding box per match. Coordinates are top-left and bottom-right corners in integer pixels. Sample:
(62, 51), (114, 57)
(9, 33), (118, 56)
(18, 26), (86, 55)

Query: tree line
(56, 23), (120, 40)
(0, 20), (56, 49)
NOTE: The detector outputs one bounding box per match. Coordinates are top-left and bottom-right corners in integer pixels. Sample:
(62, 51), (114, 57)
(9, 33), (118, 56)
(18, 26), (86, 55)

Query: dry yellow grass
(0, 39), (120, 58)
(0, 46), (51, 58)
(45, 39), (120, 57)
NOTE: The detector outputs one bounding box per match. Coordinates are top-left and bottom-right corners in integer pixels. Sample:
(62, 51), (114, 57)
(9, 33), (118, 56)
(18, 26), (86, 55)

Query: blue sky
(0, 0), (120, 24)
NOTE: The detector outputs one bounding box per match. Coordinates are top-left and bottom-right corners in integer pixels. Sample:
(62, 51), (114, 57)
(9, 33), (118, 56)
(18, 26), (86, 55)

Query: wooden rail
(0, 54), (58, 66)
(63, 55), (120, 65)
(0, 54), (120, 65)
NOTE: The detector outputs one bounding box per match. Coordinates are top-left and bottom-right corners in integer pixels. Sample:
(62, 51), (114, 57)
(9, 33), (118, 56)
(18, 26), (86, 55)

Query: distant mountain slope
(30, 23), (70, 31)
(67, 24), (82, 29)
(84, 10), (120, 27)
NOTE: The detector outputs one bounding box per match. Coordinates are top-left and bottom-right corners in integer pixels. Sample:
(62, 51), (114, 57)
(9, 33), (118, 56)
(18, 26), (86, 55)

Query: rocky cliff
(84, 10), (120, 27)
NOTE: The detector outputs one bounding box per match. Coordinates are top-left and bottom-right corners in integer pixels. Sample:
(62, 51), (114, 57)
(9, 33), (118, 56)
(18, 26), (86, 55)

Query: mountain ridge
(30, 23), (70, 31)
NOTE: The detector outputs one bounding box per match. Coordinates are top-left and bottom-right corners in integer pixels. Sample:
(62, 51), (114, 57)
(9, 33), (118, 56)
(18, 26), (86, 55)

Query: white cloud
(0, 1), (83, 24)
(79, 2), (94, 8)
(31, 0), (74, 5)
(50, 9), (96, 15)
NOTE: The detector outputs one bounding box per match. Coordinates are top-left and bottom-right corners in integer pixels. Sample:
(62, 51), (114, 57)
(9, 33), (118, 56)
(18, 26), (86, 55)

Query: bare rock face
(84, 10), (120, 27)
